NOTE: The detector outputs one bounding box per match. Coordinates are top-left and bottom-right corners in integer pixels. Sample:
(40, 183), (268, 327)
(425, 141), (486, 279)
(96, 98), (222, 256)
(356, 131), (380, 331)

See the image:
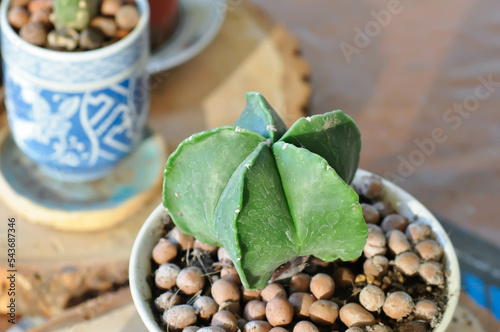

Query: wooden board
(0, 2), (310, 317)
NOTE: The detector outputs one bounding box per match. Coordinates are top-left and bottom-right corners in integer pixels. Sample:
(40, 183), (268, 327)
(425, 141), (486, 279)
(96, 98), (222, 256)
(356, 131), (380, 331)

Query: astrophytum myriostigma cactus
(54, 0), (99, 31)
(163, 92), (368, 289)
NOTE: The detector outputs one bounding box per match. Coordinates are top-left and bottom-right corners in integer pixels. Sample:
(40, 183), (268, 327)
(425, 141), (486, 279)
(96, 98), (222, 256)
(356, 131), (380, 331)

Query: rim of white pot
(130, 169), (460, 332)
(0, 0), (150, 60)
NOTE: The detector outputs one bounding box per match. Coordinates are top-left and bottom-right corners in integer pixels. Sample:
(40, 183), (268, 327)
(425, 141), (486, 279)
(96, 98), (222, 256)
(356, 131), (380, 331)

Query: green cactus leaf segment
(234, 92), (288, 142)
(163, 100), (366, 289)
(163, 126), (266, 245)
(54, 0), (99, 31)
(273, 142), (368, 262)
(214, 143), (299, 289)
(279, 111), (361, 184)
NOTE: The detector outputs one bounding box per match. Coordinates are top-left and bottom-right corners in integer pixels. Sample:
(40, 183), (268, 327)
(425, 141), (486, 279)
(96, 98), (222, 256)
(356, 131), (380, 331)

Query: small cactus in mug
(53, 0), (99, 31)
(163, 92), (368, 289)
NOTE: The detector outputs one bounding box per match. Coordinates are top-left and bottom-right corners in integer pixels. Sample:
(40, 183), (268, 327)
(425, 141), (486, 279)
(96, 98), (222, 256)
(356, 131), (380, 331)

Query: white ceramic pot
(130, 169), (460, 332)
(0, 0), (150, 182)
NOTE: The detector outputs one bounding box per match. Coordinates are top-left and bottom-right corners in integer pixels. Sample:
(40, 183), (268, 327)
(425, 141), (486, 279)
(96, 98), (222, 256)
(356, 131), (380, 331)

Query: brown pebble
(211, 279), (240, 305)
(155, 263), (181, 290)
(364, 224), (387, 258)
(242, 288), (261, 302)
(8, 7), (30, 29)
(243, 300), (267, 321)
(114, 28), (130, 39)
(198, 328), (225, 332)
(221, 266), (241, 285)
(261, 283), (286, 302)
(345, 328), (364, 332)
(90, 16), (117, 37)
(415, 239), (443, 261)
(11, 0), (30, 7)
(169, 227), (195, 250)
(406, 221), (432, 244)
(153, 238), (178, 264)
(29, 9), (51, 28)
(194, 239), (219, 255)
(218, 248), (233, 264)
(386, 230), (411, 255)
(218, 301), (241, 315)
(309, 300), (339, 325)
(310, 257), (330, 268)
(288, 292), (315, 318)
(419, 261), (445, 286)
(47, 27), (79, 50)
(369, 324), (393, 332)
(101, 0), (122, 16)
(310, 273), (335, 300)
(360, 175), (384, 199)
(289, 273), (311, 293)
(398, 321), (428, 332)
(269, 328), (288, 332)
(265, 297), (294, 327)
(373, 201), (395, 217)
(193, 296), (218, 320)
(243, 321), (272, 332)
(177, 266), (205, 295)
(395, 252), (420, 276)
(414, 299), (439, 321)
(362, 203), (380, 224)
(293, 321), (319, 332)
(359, 285), (385, 312)
(381, 214), (408, 232)
(339, 303), (375, 327)
(155, 291), (182, 311)
(333, 267), (355, 288)
(27, 0), (53, 13)
(212, 311), (238, 332)
(383, 291), (414, 320)
(115, 4), (140, 31)
(20, 22), (47, 46)
(163, 305), (197, 331)
(363, 255), (389, 278)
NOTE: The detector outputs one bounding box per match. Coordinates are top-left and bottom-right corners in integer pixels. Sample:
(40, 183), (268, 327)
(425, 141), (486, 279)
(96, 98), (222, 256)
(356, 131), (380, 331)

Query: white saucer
(147, 0), (227, 74)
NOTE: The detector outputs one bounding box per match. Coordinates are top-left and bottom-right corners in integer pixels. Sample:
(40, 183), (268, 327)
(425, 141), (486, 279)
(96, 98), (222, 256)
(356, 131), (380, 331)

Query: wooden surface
(249, 0), (500, 248)
(0, 2), (310, 317)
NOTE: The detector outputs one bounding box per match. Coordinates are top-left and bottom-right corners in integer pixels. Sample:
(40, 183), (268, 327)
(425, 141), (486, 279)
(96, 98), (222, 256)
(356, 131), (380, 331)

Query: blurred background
(251, 0), (500, 325)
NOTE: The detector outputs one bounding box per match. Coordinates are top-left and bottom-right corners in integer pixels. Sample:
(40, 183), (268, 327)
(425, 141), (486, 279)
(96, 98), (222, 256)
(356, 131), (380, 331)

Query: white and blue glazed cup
(0, 0), (151, 182)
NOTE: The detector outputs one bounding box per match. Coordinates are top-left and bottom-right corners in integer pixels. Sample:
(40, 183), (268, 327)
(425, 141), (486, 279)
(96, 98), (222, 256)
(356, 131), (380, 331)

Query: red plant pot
(148, 0), (179, 50)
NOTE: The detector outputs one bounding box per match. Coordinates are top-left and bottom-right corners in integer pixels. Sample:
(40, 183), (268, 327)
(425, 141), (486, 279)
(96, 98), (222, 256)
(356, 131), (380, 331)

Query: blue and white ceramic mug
(0, 0), (150, 182)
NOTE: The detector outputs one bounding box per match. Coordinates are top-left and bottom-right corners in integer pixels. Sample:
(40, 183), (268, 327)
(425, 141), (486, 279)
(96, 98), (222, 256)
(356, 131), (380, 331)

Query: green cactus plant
(54, 0), (99, 31)
(163, 92), (368, 289)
